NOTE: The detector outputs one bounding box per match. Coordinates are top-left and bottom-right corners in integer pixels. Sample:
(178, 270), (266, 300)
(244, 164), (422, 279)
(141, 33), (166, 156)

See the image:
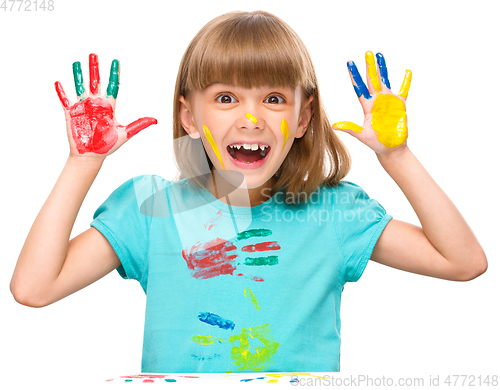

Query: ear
(179, 95), (200, 139)
(295, 95), (314, 139)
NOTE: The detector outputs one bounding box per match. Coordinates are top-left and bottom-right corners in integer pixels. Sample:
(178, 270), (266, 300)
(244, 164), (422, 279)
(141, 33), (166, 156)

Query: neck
(205, 168), (276, 208)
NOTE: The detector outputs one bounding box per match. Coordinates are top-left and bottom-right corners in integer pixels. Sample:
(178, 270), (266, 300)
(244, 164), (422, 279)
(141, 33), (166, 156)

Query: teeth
(229, 143), (269, 150)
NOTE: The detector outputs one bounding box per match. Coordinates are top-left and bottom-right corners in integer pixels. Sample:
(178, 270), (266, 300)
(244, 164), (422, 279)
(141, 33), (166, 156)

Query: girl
(10, 11), (487, 373)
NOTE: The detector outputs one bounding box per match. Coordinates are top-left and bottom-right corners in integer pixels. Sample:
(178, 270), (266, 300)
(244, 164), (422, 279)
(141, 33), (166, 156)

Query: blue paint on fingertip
(376, 53), (391, 89)
(347, 61), (371, 99)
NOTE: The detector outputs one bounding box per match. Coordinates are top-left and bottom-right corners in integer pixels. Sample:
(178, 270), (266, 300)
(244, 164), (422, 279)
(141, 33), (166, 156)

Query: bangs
(184, 12), (312, 92)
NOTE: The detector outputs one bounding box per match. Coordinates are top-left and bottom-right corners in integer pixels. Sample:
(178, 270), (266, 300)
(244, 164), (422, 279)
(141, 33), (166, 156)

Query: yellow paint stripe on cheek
(246, 112), (257, 124)
(281, 119), (289, 152)
(371, 94), (408, 148)
(203, 124), (225, 170)
(365, 51), (382, 92)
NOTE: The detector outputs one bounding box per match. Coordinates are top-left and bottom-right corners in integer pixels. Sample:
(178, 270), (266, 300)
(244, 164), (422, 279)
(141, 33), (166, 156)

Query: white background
(1, 0), (498, 388)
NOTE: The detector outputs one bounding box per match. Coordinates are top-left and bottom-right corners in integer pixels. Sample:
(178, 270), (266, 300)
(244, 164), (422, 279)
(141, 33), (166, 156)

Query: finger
(376, 52), (391, 89)
(347, 61), (371, 100)
(398, 69), (412, 99)
(54, 82), (71, 109)
(125, 117), (158, 138)
(89, 53), (100, 96)
(332, 121), (363, 134)
(72, 61), (87, 100)
(365, 51), (382, 94)
(106, 59), (120, 99)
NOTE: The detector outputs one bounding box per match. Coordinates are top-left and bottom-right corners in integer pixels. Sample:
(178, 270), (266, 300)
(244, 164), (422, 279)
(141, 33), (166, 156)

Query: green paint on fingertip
(236, 229), (272, 241)
(72, 61), (85, 97)
(164, 379), (176, 382)
(106, 59), (120, 99)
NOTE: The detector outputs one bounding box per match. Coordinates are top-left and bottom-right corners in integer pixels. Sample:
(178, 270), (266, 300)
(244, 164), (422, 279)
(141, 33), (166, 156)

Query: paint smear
(376, 53), (391, 89)
(246, 112), (257, 124)
(229, 324), (280, 371)
(244, 288), (260, 311)
(371, 94), (408, 148)
(125, 117), (158, 139)
(347, 61), (371, 99)
(365, 51), (382, 92)
(191, 335), (225, 345)
(241, 377), (265, 382)
(191, 354), (221, 361)
(236, 229), (272, 241)
(204, 210), (223, 231)
(69, 97), (118, 154)
(243, 256), (279, 266)
(332, 121), (363, 133)
(89, 53), (100, 95)
(198, 312), (235, 330)
(241, 241), (280, 253)
(106, 59), (120, 99)
(72, 61), (85, 98)
(281, 119), (289, 152)
(203, 124), (225, 170)
(54, 81), (70, 109)
(398, 69), (412, 99)
(182, 237), (237, 279)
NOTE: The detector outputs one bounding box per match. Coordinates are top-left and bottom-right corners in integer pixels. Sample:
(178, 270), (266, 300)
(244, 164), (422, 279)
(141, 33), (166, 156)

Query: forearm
(11, 156), (104, 304)
(377, 146), (487, 276)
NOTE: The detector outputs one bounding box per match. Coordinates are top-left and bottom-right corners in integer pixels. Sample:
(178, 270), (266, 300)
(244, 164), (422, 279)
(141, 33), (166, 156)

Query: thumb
(332, 121), (363, 136)
(125, 117), (158, 138)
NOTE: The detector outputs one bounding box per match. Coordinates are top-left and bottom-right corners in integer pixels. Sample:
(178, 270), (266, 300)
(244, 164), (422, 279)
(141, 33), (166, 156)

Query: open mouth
(227, 143), (270, 163)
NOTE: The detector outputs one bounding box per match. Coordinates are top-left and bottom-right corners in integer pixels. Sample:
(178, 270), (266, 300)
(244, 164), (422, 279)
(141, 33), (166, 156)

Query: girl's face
(180, 84), (313, 190)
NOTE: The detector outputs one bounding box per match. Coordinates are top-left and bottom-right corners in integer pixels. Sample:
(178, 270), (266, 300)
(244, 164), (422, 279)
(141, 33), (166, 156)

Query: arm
(10, 53), (157, 307)
(333, 51), (487, 281)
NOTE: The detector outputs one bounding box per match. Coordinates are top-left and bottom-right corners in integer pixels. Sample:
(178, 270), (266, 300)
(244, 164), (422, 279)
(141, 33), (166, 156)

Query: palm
(55, 53), (157, 158)
(333, 51), (412, 156)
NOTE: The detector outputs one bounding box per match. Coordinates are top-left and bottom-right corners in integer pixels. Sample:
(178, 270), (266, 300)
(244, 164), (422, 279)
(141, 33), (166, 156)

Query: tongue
(233, 148), (263, 163)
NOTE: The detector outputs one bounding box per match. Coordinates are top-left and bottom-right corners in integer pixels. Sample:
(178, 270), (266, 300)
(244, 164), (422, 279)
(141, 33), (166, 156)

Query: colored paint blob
(371, 94), (408, 148)
(198, 312), (235, 330)
(191, 335), (225, 345)
(69, 97), (118, 154)
(236, 229), (272, 241)
(246, 112), (257, 124)
(182, 237), (237, 279)
(281, 119), (289, 152)
(72, 61), (85, 98)
(398, 69), (412, 99)
(365, 51), (382, 92)
(243, 256), (279, 266)
(203, 124), (225, 170)
(229, 324), (280, 371)
(241, 241), (280, 252)
(244, 288), (260, 311)
(54, 81), (70, 109)
(106, 59), (120, 99)
(89, 53), (100, 95)
(376, 53), (391, 89)
(347, 61), (371, 99)
(332, 121), (363, 133)
(125, 117), (158, 139)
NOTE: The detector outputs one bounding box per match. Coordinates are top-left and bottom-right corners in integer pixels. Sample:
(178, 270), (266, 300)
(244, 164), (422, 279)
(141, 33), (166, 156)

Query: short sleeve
(332, 181), (392, 283)
(90, 175), (156, 292)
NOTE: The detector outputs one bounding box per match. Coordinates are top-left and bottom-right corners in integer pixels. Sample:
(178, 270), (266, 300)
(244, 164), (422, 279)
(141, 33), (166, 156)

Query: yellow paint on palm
(398, 69), (412, 99)
(333, 121), (363, 133)
(229, 324), (280, 371)
(244, 288), (260, 311)
(191, 334), (225, 345)
(246, 112), (257, 124)
(203, 124), (225, 170)
(371, 94), (408, 148)
(365, 51), (382, 92)
(281, 119), (289, 152)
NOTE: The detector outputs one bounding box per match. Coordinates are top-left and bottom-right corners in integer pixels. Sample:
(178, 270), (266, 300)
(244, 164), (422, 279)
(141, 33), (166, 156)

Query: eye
(264, 95), (285, 104)
(216, 94), (237, 104)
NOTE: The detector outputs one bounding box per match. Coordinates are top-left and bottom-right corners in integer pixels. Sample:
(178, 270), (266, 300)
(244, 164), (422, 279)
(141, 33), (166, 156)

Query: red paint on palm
(69, 97), (118, 154)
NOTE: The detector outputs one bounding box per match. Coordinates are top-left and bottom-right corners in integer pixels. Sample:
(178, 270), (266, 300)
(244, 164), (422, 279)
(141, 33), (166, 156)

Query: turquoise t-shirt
(91, 175), (392, 373)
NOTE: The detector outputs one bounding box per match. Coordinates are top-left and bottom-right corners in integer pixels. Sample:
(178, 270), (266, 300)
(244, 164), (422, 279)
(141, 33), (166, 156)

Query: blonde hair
(173, 10), (351, 203)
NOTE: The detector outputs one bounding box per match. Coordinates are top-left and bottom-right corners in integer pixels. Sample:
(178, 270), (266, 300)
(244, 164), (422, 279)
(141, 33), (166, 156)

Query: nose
(237, 110), (264, 130)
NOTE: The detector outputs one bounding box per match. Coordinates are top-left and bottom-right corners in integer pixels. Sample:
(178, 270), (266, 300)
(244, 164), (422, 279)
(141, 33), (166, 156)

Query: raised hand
(332, 51), (412, 155)
(55, 53), (157, 158)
